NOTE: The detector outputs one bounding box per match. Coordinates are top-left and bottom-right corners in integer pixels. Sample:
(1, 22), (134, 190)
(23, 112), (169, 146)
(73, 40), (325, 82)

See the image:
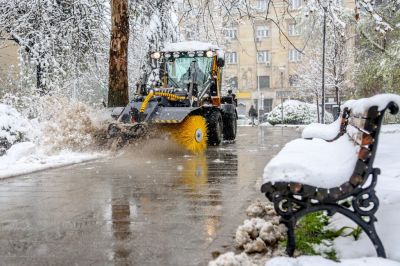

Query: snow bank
(265, 256), (400, 266)
(246, 199), (276, 218)
(266, 100), (333, 126)
(0, 142), (102, 179)
(302, 117), (342, 140)
(263, 136), (358, 188)
(331, 125), (400, 260)
(343, 94), (400, 115)
(208, 252), (256, 266)
(0, 104), (37, 155)
(209, 200), (285, 266)
(163, 41), (220, 52)
(381, 124), (400, 134)
(235, 216), (286, 253)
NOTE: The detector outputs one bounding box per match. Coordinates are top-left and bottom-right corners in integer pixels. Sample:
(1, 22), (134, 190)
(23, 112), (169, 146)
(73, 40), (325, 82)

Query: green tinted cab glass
(166, 55), (213, 89)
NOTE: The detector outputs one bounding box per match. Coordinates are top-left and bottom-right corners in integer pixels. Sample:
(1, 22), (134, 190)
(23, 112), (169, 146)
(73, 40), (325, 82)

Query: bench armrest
(301, 118), (342, 142)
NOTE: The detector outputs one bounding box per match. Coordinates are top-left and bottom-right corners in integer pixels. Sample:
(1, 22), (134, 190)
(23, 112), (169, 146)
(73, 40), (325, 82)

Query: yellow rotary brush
(165, 115), (208, 154)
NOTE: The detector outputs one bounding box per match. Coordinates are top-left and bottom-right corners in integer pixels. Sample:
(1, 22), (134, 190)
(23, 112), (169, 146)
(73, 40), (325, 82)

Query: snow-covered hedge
(266, 100), (333, 125)
(0, 104), (35, 155)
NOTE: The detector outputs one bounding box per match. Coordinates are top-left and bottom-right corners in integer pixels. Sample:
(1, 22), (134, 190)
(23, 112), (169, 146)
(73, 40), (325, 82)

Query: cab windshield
(166, 56), (213, 89)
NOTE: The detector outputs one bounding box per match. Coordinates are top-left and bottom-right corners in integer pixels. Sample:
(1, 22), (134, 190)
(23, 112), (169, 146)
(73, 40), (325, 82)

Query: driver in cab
(180, 60), (206, 86)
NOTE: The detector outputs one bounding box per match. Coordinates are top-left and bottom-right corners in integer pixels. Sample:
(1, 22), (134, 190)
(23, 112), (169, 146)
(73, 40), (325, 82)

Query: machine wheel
(223, 113), (237, 141)
(206, 110), (223, 146)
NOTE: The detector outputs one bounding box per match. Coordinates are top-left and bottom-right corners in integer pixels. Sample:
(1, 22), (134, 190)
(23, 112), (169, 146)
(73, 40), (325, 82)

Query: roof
(162, 41), (221, 52)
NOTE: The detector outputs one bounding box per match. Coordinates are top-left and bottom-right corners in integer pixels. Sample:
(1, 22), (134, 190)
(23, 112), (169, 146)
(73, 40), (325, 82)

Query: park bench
(261, 94), (400, 258)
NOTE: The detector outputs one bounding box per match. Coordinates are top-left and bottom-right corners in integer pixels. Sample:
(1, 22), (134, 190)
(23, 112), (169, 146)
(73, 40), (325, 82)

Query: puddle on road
(0, 127), (301, 265)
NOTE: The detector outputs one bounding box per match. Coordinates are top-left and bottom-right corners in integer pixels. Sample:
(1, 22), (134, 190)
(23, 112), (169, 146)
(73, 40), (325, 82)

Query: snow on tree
(294, 2), (356, 122)
(127, 1), (178, 94)
(354, 1), (400, 97)
(0, 0), (179, 106)
(354, 0), (400, 34)
(174, 0), (224, 45)
(0, 0), (110, 98)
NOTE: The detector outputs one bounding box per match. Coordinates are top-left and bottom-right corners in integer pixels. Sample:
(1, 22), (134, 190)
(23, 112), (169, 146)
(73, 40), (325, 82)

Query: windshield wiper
(160, 68), (180, 88)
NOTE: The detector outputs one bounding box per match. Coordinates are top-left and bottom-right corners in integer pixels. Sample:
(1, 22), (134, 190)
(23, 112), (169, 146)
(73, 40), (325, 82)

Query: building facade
(221, 1), (303, 115)
(221, 0), (355, 116)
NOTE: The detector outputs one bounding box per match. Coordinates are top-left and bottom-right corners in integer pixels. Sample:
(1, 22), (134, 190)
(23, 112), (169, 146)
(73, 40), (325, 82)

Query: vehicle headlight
(206, 50), (213, 57)
(151, 52), (161, 59)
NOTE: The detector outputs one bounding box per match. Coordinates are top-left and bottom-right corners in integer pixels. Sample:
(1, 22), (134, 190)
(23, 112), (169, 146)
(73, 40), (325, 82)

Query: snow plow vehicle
(108, 41), (237, 153)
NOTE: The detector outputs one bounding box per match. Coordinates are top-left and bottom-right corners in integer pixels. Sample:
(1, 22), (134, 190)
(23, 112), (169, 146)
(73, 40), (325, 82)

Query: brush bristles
(165, 115), (208, 154)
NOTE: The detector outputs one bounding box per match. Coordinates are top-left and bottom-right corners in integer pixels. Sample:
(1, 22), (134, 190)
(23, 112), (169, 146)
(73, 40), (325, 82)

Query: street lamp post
(280, 71), (284, 122)
(321, 2), (328, 124)
(279, 66), (286, 123)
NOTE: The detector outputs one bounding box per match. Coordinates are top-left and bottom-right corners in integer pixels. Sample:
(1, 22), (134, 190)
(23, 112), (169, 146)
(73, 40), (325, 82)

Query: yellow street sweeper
(108, 41), (237, 153)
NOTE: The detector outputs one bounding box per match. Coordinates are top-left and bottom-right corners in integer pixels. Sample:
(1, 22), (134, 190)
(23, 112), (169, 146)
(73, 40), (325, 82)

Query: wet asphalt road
(0, 127), (300, 266)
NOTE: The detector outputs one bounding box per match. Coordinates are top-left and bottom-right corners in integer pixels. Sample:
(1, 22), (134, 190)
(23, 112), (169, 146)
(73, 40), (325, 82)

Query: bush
(267, 100), (333, 125)
(0, 104), (34, 155)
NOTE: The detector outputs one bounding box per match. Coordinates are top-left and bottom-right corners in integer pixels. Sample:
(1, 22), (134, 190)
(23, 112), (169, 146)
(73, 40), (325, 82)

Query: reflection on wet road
(0, 127), (300, 265)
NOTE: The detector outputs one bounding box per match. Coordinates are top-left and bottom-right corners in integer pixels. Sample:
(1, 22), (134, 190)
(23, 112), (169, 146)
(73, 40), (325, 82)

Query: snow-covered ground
(0, 142), (103, 179)
(331, 125), (400, 260)
(266, 256), (400, 266)
(265, 124), (400, 265)
(0, 101), (106, 179)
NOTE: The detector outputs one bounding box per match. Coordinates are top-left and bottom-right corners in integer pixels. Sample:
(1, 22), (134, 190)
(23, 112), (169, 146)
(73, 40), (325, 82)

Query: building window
(227, 76), (238, 90)
(289, 74), (299, 86)
(226, 52), (238, 64)
(257, 0), (268, 10)
(256, 26), (270, 38)
(257, 50), (271, 64)
(289, 0), (301, 9)
(257, 75), (270, 89)
(288, 23), (301, 36)
(224, 28), (238, 39)
(288, 49), (302, 62)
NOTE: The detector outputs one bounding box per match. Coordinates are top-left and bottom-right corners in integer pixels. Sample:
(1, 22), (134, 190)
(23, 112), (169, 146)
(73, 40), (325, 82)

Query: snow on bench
(263, 136), (358, 188)
(261, 93), (400, 258)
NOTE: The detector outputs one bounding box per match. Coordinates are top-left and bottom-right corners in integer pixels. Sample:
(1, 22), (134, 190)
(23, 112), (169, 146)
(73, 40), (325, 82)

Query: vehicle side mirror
(217, 57), (225, 67)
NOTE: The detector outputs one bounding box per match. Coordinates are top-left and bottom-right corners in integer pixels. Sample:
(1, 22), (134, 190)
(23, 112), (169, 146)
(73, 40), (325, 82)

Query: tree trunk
(37, 52), (47, 95)
(108, 0), (129, 107)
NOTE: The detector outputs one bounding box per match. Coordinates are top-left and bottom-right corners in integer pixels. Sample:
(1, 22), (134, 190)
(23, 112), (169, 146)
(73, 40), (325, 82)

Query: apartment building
(221, 0), (355, 115)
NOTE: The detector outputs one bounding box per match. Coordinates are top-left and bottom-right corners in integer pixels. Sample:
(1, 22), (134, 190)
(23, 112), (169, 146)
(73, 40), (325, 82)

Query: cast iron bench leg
(283, 218), (296, 256)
